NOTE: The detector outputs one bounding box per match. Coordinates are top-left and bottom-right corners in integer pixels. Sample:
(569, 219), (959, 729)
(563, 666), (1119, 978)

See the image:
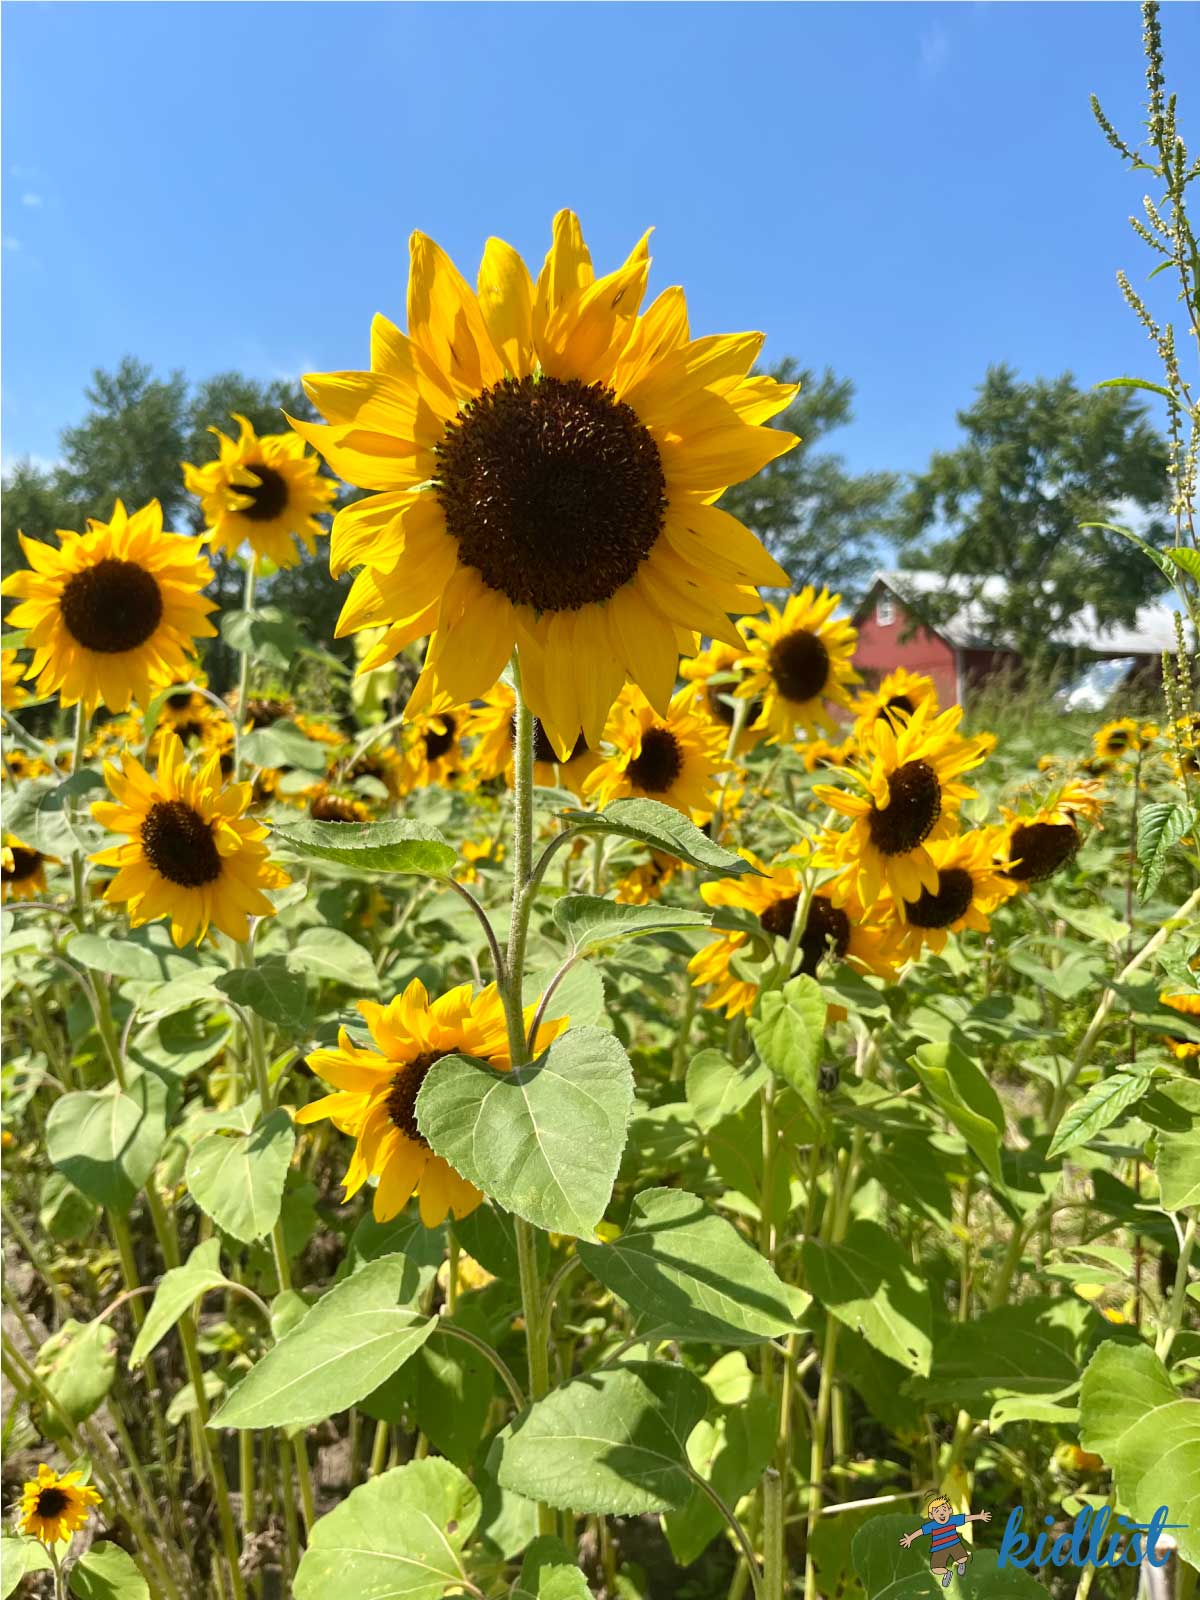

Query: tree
(894, 365), (1172, 657)
(717, 361), (900, 601)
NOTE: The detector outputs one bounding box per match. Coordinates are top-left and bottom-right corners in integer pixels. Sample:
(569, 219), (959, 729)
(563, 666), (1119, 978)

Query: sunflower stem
(234, 556), (258, 779)
(69, 701), (90, 928)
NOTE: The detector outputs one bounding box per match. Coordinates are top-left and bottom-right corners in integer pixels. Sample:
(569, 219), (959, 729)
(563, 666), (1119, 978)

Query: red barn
(852, 570), (1181, 706)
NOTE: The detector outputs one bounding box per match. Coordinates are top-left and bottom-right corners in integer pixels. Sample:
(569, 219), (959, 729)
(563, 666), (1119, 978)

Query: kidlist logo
(997, 1504), (1185, 1570)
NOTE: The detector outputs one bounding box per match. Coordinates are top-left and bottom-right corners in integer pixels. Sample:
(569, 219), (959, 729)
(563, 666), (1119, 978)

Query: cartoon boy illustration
(899, 1496), (992, 1587)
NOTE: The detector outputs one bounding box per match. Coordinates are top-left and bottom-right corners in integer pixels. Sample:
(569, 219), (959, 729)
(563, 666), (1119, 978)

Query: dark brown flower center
(35, 1488), (69, 1518)
(627, 725), (684, 794)
(423, 717), (457, 762)
(434, 375), (666, 612)
(385, 1052), (448, 1148)
(707, 685), (763, 728)
(867, 760), (942, 856)
(758, 892), (851, 975)
(1006, 820), (1080, 883)
(244, 698), (289, 729)
(310, 794), (359, 823)
(168, 691), (197, 710)
(140, 800), (222, 887)
(1105, 730), (1130, 751)
(879, 694), (915, 720)
(904, 866), (974, 928)
(237, 463), (290, 522)
(507, 712), (588, 765)
(768, 629), (831, 703)
(60, 558), (163, 654)
(2, 846), (41, 882)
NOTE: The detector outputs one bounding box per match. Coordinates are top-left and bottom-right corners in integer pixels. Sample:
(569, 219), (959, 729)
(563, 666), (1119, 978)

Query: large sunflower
(851, 667), (938, 739)
(295, 978), (567, 1226)
(1001, 778), (1103, 886)
(460, 681), (602, 797)
(292, 210), (797, 757)
(1, 835), (53, 903)
(814, 702), (995, 905)
(19, 1465), (101, 1545)
(183, 414), (336, 569)
(1, 501), (217, 714)
(91, 732), (290, 945)
(735, 587), (860, 743)
(689, 849), (899, 1018)
(881, 827), (1018, 958)
(584, 684), (727, 819)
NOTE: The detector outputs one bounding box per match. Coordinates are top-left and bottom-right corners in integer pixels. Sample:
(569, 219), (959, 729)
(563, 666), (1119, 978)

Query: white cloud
(919, 24), (950, 78)
(20, 192), (43, 208)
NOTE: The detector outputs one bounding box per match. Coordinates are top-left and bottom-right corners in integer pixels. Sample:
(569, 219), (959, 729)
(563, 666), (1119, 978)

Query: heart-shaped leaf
(553, 896), (711, 956)
(45, 1077), (166, 1210)
(560, 799), (753, 876)
(186, 1108), (296, 1243)
(271, 817), (457, 877)
(131, 1238), (233, 1369)
(803, 1220), (932, 1375)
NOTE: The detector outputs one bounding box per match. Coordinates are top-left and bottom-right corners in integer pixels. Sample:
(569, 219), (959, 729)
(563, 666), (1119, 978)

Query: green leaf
(908, 1041), (1006, 1187)
(271, 817), (457, 877)
(1080, 1341), (1200, 1567)
(186, 1108), (296, 1243)
(294, 1458), (480, 1600)
(211, 1254), (435, 1429)
(1152, 1082), (1200, 1209)
(803, 1220), (932, 1375)
(6, 773), (105, 856)
(130, 1238), (233, 1369)
(0, 1536), (52, 1598)
(35, 1318), (117, 1439)
(663, 1393), (775, 1566)
(288, 926), (378, 992)
(560, 798), (754, 876)
(45, 1077), (166, 1210)
(38, 1170), (98, 1243)
(516, 1537), (594, 1600)
(685, 1048), (768, 1133)
(919, 1299), (1084, 1410)
(1136, 801), (1187, 901)
(552, 895), (711, 955)
(1047, 1069), (1156, 1158)
(1166, 545), (1200, 582)
(215, 958), (307, 1029)
(747, 975), (826, 1114)
(66, 930), (215, 989)
(68, 1543), (150, 1600)
(416, 1026), (635, 1238)
(1096, 376), (1177, 402)
(496, 1362), (708, 1515)
(577, 1187), (808, 1344)
(851, 1516), (1047, 1600)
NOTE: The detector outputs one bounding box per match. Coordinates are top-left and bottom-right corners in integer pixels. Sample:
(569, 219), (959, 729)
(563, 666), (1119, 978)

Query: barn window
(877, 593), (895, 626)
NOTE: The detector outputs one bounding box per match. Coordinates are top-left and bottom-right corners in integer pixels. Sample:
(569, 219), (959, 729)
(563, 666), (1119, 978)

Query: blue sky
(3, 2), (1195, 480)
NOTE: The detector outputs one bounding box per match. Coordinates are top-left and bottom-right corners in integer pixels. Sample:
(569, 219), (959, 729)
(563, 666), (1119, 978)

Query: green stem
(369, 1419), (390, 1478)
(1157, 1215), (1197, 1360)
(234, 556), (258, 779)
(762, 1467), (785, 1600)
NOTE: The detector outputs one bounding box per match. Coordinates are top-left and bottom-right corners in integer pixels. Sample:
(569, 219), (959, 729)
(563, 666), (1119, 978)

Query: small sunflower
(1092, 718), (1145, 761)
(614, 850), (682, 906)
(1, 748), (54, 785)
(295, 977), (567, 1226)
(334, 741), (407, 802)
(584, 685), (728, 819)
(306, 783), (370, 824)
(1, 835), (52, 902)
(1165, 716), (1200, 784)
(294, 209), (797, 757)
(18, 1465), (101, 1545)
(460, 682), (602, 798)
(2, 649), (30, 710)
(802, 734), (857, 773)
(678, 638), (764, 752)
(91, 732), (290, 946)
(1002, 778), (1103, 886)
(459, 836), (505, 885)
(690, 849), (899, 1018)
(231, 691), (293, 730)
(1, 501), (217, 714)
(851, 667), (938, 738)
(735, 587), (860, 743)
(1160, 991), (1200, 1061)
(183, 414), (336, 569)
(398, 706), (469, 793)
(882, 827), (1018, 957)
(814, 702), (995, 906)
(158, 687), (217, 744)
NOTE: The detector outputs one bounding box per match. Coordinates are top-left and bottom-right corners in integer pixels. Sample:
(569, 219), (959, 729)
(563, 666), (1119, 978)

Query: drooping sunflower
(292, 210), (797, 757)
(1092, 718), (1146, 762)
(851, 667), (938, 739)
(18, 1465), (101, 1545)
(584, 685), (728, 819)
(1, 835), (53, 902)
(459, 836), (505, 885)
(336, 741), (407, 802)
(306, 783), (370, 824)
(460, 681), (602, 797)
(802, 734), (857, 773)
(814, 702), (995, 906)
(689, 848), (900, 1018)
(678, 638), (765, 753)
(183, 414), (336, 569)
(398, 706), (469, 793)
(1, 501), (217, 714)
(735, 587), (861, 743)
(295, 977), (567, 1226)
(1159, 991), (1200, 1061)
(881, 827), (1018, 958)
(91, 732), (290, 946)
(2, 649), (30, 710)
(1001, 778), (1104, 886)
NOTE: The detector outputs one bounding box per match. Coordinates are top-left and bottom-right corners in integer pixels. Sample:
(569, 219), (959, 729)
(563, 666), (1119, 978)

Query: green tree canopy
(717, 361), (900, 602)
(894, 364), (1172, 656)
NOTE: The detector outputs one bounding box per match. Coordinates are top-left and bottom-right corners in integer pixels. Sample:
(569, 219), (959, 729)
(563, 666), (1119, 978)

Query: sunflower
(802, 734), (857, 773)
(158, 687), (215, 744)
(689, 848), (899, 1018)
(1001, 778), (1103, 886)
(91, 732), (290, 946)
(183, 414), (336, 569)
(614, 850), (682, 906)
(1, 835), (52, 902)
(814, 702), (995, 906)
(584, 685), (728, 819)
(851, 667), (938, 738)
(459, 836), (505, 884)
(678, 638), (764, 752)
(334, 741), (407, 802)
(735, 588), (860, 743)
(295, 977), (567, 1226)
(881, 827), (1018, 958)
(18, 1465), (101, 1545)
(306, 782), (370, 824)
(398, 706), (469, 793)
(0, 501), (217, 714)
(1160, 991), (1200, 1061)
(2, 649), (30, 710)
(1, 748), (55, 785)
(293, 210), (797, 757)
(231, 691), (293, 730)
(1165, 716), (1200, 784)
(460, 681), (602, 797)
(1092, 718), (1145, 761)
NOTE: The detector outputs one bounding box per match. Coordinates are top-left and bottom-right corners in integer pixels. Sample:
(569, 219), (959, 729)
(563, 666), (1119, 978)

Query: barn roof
(863, 569), (1183, 657)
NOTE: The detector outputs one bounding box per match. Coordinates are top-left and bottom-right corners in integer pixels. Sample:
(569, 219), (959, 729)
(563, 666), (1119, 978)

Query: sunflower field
(2, 14), (1200, 1600)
